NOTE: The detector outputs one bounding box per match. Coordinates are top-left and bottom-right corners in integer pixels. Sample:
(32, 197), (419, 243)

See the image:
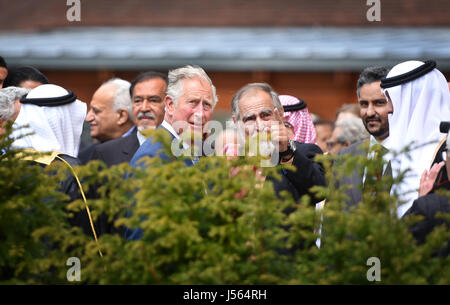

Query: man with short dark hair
(314, 119), (333, 153)
(90, 72), (168, 167)
(336, 66), (391, 208)
(3, 66), (49, 89)
(0, 56), (8, 89)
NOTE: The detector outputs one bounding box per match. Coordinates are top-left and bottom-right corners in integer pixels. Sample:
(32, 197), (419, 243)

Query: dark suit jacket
(335, 140), (368, 209)
(78, 128), (139, 237)
(91, 127), (140, 167)
(78, 142), (99, 165)
(403, 181), (450, 257)
(270, 142), (326, 204)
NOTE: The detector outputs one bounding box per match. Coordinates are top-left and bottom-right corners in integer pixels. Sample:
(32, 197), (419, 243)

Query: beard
(364, 116), (389, 139)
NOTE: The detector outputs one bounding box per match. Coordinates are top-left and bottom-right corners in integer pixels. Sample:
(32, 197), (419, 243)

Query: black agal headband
(380, 60), (436, 89)
(282, 98), (307, 112)
(20, 90), (77, 107)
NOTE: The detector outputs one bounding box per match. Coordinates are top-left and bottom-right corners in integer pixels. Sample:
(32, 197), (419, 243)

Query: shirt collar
(137, 130), (147, 146)
(161, 120), (180, 140)
(161, 120), (190, 150)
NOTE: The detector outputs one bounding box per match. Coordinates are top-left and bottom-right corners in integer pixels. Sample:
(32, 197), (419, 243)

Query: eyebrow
(133, 95), (161, 99)
(242, 109), (273, 121)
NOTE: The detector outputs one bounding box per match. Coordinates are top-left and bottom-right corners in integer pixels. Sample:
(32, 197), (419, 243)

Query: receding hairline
(239, 86), (271, 100)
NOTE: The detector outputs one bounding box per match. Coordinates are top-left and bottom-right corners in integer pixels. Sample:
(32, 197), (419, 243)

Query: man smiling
(130, 65), (217, 168)
(87, 72), (168, 167)
(357, 67), (392, 143)
(335, 66), (391, 209)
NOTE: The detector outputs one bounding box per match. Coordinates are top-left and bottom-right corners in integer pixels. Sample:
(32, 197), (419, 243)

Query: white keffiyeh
(12, 84), (86, 157)
(382, 61), (450, 217)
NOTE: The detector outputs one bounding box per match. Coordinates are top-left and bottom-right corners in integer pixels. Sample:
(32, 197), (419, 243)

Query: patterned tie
(364, 144), (392, 193)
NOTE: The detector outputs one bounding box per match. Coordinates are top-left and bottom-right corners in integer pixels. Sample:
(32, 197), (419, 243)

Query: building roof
(2, 27), (450, 71)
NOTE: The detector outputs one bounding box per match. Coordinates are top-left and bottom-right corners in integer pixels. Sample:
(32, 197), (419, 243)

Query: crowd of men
(0, 55), (449, 255)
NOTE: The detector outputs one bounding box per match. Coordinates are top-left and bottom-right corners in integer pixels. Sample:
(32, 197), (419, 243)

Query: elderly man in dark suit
(231, 82), (326, 203)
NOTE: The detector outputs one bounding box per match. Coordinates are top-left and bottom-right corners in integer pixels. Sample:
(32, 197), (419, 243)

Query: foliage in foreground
(1, 127), (449, 284)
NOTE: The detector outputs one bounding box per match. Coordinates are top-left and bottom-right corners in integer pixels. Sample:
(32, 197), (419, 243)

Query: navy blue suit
(126, 126), (195, 239)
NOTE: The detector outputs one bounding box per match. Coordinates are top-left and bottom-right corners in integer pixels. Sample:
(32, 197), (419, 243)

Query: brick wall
(1, 0), (449, 31)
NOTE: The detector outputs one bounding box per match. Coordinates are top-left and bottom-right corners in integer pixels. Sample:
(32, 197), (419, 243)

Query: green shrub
(1, 126), (449, 284)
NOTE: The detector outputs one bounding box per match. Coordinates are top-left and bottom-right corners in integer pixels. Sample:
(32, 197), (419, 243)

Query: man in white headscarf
(10, 84), (101, 247)
(381, 60), (450, 217)
(12, 84), (86, 158)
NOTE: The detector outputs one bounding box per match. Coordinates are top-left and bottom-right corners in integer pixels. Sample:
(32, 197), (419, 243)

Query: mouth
(138, 117), (154, 122)
(365, 118), (381, 127)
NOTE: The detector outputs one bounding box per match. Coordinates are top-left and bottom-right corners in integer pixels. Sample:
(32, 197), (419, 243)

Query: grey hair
(335, 117), (370, 145)
(0, 86), (29, 120)
(231, 82), (282, 119)
(102, 78), (132, 118)
(166, 65), (218, 108)
(356, 66), (389, 99)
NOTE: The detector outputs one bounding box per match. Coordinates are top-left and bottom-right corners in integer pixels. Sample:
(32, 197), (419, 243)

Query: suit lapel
(121, 128), (139, 157)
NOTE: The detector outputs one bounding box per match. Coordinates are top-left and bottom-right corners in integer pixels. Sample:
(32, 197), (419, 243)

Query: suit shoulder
(294, 142), (323, 154)
(406, 193), (449, 218)
(95, 134), (137, 153)
(338, 140), (368, 156)
(131, 138), (164, 161)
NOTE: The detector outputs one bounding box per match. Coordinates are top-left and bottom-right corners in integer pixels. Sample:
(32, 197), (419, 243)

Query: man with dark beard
(335, 66), (392, 208)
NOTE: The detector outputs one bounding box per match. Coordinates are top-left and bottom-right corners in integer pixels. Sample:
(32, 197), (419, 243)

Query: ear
(165, 95), (175, 116)
(232, 114), (237, 125)
(117, 109), (130, 126)
(385, 91), (394, 114)
(273, 107), (283, 123)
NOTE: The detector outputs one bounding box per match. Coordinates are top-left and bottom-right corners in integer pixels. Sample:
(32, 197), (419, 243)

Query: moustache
(365, 116), (381, 123)
(137, 112), (156, 120)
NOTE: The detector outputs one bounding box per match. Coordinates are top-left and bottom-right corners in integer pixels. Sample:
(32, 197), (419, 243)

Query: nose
(255, 117), (269, 133)
(193, 103), (205, 122)
(141, 100), (152, 112)
(85, 109), (94, 122)
(366, 103), (376, 117)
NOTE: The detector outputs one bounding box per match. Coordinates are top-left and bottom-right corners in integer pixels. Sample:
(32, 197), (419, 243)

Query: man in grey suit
(336, 66), (392, 208)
